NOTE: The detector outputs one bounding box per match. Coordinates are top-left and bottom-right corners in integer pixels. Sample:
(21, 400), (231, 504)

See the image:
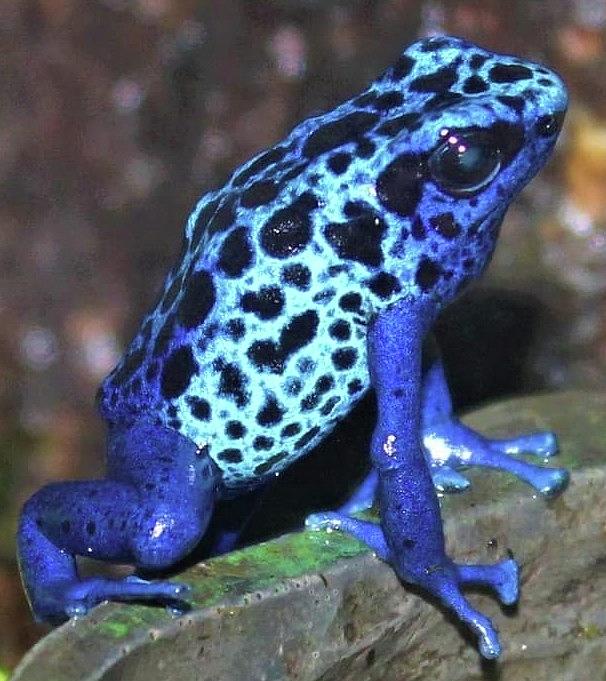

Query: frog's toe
(431, 466), (471, 493)
(491, 430), (558, 458)
(305, 511), (343, 532)
(537, 466), (569, 497)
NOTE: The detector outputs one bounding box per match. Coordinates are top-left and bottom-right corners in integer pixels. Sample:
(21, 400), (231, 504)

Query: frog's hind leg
(18, 420), (219, 624)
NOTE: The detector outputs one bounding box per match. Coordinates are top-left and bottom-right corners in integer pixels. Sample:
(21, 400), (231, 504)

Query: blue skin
(18, 36), (568, 658)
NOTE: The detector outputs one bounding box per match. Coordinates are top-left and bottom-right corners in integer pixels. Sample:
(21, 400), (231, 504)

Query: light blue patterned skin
(18, 36), (569, 658)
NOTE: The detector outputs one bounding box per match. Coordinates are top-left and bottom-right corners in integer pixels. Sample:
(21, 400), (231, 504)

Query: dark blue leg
(18, 420), (219, 624)
(421, 336), (568, 496)
(310, 300), (511, 659)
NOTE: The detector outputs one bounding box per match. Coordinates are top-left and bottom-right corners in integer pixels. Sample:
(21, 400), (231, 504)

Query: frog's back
(98, 36), (567, 488)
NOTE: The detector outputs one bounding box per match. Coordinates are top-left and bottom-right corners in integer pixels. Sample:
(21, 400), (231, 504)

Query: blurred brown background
(2, 0), (606, 670)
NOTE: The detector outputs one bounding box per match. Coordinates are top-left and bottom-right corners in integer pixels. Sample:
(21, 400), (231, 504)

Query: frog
(18, 35), (569, 659)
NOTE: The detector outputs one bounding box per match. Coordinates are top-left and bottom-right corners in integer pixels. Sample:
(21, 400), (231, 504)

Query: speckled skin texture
(18, 36), (569, 658)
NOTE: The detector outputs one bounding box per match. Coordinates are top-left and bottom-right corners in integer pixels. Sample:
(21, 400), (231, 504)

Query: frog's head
(351, 35), (567, 297)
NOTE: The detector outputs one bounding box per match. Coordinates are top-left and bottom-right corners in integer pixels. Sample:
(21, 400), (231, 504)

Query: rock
(13, 391), (606, 681)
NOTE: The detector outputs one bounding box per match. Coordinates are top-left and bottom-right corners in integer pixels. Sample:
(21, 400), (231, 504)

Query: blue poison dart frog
(18, 35), (568, 659)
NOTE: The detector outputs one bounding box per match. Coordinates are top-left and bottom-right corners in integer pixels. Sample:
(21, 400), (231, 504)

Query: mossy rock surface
(13, 391), (606, 681)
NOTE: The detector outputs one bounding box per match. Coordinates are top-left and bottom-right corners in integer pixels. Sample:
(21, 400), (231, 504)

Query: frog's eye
(429, 130), (501, 196)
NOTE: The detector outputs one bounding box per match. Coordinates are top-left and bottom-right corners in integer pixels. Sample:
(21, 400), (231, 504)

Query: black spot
(339, 292), (362, 313)
(226, 421), (246, 439)
(316, 375), (334, 394)
(253, 436), (274, 451)
(257, 395), (284, 426)
(344, 201), (369, 218)
(328, 153), (352, 175)
(279, 162), (307, 185)
(241, 180), (280, 208)
(377, 153), (426, 217)
(497, 95), (525, 114)
(61, 520), (71, 534)
(429, 212), (461, 239)
(232, 146), (288, 187)
(489, 63), (533, 83)
(320, 396), (340, 416)
(160, 346), (198, 399)
(177, 270), (215, 329)
(285, 378), (302, 395)
(167, 405), (177, 418)
(410, 65), (458, 94)
(218, 227), (253, 278)
(218, 448), (243, 464)
(301, 392), (320, 411)
(160, 273), (183, 313)
(354, 92), (377, 107)
(411, 216), (426, 240)
(424, 91), (464, 111)
(462, 75), (488, 94)
(191, 197), (220, 247)
(373, 91), (404, 111)
(226, 318), (246, 340)
(376, 113), (422, 137)
(294, 426), (321, 450)
(303, 112), (379, 159)
(86, 521), (96, 536)
(332, 347), (357, 370)
(281, 423), (301, 438)
(188, 397), (211, 420)
(324, 213), (386, 267)
(415, 257), (442, 292)
(368, 272), (401, 299)
(390, 54), (415, 81)
(207, 195), (237, 236)
(357, 138), (375, 158)
(329, 320), (351, 341)
(218, 363), (249, 408)
(153, 318), (174, 358)
(420, 37), (451, 52)
(254, 452), (288, 476)
(260, 194), (317, 258)
(312, 288), (335, 304)
(470, 53), (488, 69)
(241, 286), (285, 320)
(538, 77), (553, 87)
(281, 263), (311, 290)
(348, 379), (363, 395)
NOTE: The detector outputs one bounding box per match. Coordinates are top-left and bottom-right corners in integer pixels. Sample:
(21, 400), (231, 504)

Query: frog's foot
(40, 576), (190, 623)
(431, 465), (471, 493)
(306, 511), (517, 659)
(424, 421), (569, 497)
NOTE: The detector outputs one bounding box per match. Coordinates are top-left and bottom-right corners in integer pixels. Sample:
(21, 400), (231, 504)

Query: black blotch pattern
(316, 375), (334, 394)
(489, 64), (533, 83)
(410, 65), (458, 94)
(328, 152), (352, 175)
(373, 91), (404, 111)
(241, 286), (285, 320)
(348, 379), (363, 395)
(420, 37), (451, 52)
(411, 216), (426, 240)
(424, 91), (464, 111)
(218, 227), (253, 278)
(320, 396), (340, 416)
(429, 212), (461, 239)
(259, 193), (318, 258)
(253, 435), (274, 451)
(241, 181), (280, 208)
(207, 195), (237, 236)
(254, 452), (288, 476)
(497, 95), (525, 114)
(339, 292), (362, 312)
(312, 288), (335, 304)
(226, 318), (246, 340)
(257, 395), (284, 426)
(470, 53), (488, 69)
(281, 423), (301, 438)
(390, 54), (415, 81)
(332, 347), (358, 370)
(343, 201), (369, 218)
(357, 138), (375, 158)
(218, 448), (243, 464)
(368, 272), (401, 299)
(463, 75), (488, 94)
(376, 113), (422, 137)
(301, 392), (320, 411)
(188, 397), (211, 420)
(232, 146), (288, 187)
(303, 112), (379, 159)
(281, 263), (311, 290)
(354, 92), (377, 107)
(226, 421), (246, 439)
(415, 257), (442, 292)
(279, 162), (307, 186)
(329, 320), (351, 341)
(377, 153), (426, 217)
(294, 426), (321, 450)
(177, 270), (215, 329)
(218, 363), (249, 407)
(324, 213), (386, 267)
(160, 346), (198, 399)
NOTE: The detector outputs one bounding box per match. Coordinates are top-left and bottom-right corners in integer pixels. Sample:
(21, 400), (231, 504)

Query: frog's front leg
(309, 299), (515, 659)
(18, 421), (219, 624)
(422, 335), (569, 496)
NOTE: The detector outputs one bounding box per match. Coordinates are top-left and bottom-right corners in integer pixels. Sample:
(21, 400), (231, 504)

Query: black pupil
(430, 132), (500, 195)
